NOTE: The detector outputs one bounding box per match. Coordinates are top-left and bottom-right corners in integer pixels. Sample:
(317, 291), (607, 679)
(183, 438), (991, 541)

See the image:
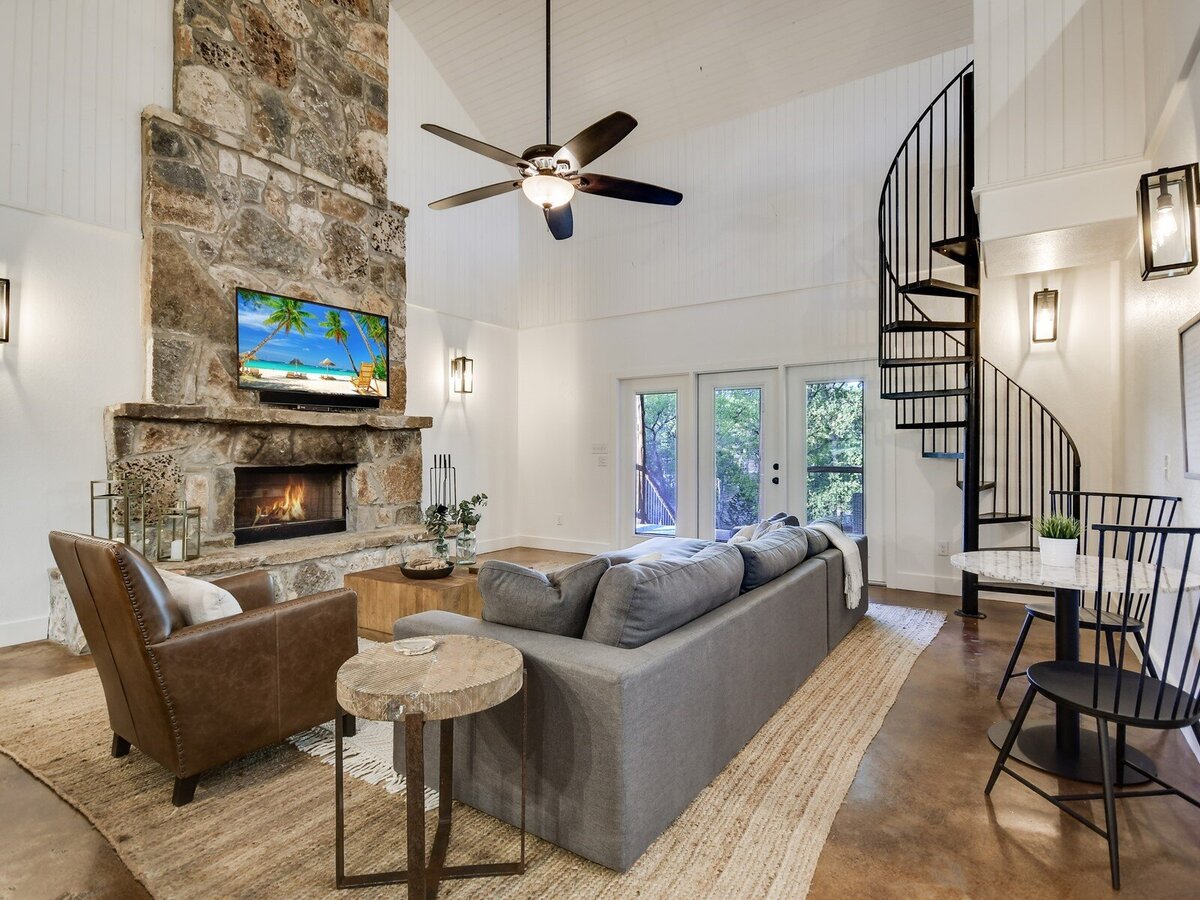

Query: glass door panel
(699, 370), (782, 540)
(634, 391), (679, 536)
(805, 379), (865, 532)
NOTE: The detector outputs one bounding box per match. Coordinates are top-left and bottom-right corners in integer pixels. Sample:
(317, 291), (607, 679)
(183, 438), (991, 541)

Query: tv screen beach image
(236, 289), (389, 398)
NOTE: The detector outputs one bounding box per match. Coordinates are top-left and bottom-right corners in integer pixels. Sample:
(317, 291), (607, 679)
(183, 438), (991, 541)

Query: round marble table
(334, 635), (526, 897)
(950, 550), (1185, 784)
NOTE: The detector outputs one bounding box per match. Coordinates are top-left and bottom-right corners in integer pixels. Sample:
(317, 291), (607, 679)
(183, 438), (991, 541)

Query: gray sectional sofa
(392, 531), (868, 871)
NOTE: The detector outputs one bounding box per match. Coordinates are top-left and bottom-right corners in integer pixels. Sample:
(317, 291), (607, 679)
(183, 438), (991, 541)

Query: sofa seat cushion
(583, 543), (744, 648)
(480, 556), (611, 637)
(601, 537), (711, 566)
(734, 526), (809, 592)
(158, 569), (242, 626)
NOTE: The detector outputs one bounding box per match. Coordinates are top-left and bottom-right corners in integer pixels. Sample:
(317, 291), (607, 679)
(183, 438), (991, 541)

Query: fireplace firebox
(233, 465), (349, 546)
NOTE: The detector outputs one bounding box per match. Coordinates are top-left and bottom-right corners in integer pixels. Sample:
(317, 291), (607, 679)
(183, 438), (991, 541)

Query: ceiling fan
(421, 0), (683, 241)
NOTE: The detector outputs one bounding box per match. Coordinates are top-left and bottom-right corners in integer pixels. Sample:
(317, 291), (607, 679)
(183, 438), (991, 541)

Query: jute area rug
(0, 605), (944, 898)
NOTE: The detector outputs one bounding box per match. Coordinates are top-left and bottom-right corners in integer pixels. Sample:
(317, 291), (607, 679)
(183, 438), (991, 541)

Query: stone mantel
(107, 403), (432, 431)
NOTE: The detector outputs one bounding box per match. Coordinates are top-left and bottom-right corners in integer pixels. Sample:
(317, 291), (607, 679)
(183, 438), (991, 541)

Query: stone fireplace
(49, 0), (433, 653)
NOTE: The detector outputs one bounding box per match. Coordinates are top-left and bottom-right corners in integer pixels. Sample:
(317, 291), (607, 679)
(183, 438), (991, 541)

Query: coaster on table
(392, 637), (436, 656)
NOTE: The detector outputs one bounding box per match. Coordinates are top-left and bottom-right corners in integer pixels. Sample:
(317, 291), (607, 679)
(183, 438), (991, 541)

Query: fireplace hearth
(234, 465), (348, 546)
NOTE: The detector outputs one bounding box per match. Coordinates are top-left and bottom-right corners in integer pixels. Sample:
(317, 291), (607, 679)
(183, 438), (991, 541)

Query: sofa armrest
(152, 589), (358, 775)
(211, 570), (275, 610)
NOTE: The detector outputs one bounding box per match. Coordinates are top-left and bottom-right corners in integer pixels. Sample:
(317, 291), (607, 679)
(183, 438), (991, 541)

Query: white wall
(1118, 36), (1200, 759)
(0, 0), (172, 232)
(518, 47), (973, 327)
(0, 209), (143, 643)
(974, 0), (1145, 189)
(404, 305), (519, 550)
(388, 8), (523, 535)
(388, 11), (520, 328)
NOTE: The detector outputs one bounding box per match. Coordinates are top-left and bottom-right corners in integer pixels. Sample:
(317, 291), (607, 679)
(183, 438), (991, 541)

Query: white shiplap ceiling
(393, 0), (973, 153)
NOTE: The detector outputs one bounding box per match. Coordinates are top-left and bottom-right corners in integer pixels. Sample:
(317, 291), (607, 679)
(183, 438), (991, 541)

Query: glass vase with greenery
(423, 503), (454, 563)
(454, 493), (488, 565)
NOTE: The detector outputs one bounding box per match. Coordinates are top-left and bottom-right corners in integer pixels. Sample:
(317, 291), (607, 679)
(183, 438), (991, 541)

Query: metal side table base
(986, 721), (1155, 785)
(334, 677), (527, 897)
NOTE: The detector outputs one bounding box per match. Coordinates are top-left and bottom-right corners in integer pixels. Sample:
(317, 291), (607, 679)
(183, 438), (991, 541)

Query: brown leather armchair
(49, 531), (359, 806)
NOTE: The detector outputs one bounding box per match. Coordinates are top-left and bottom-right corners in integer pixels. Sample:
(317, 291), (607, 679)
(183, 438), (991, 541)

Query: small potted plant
(1034, 513), (1081, 567)
(454, 493), (488, 565)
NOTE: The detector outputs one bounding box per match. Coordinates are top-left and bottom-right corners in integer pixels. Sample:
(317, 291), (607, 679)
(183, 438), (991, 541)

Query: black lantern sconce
(1138, 163), (1199, 280)
(1031, 288), (1059, 344)
(450, 355), (474, 393)
(0, 278), (9, 343)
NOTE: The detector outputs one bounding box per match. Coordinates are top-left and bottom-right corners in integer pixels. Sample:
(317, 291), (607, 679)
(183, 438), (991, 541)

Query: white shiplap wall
(388, 12), (520, 328)
(517, 47), (972, 327)
(0, 0), (173, 233)
(974, 0), (1145, 189)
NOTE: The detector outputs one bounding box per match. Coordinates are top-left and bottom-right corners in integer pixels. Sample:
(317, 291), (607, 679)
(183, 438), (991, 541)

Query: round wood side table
(334, 634), (526, 897)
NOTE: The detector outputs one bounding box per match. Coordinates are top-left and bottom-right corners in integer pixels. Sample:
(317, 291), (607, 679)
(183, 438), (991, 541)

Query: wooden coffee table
(347, 547), (587, 642)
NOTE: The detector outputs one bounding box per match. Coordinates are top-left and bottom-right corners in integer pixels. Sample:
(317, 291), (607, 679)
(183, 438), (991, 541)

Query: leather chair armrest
(211, 570), (275, 611)
(151, 590), (359, 774)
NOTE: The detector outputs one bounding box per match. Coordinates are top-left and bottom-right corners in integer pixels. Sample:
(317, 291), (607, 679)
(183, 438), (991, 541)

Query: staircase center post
(958, 71), (985, 620)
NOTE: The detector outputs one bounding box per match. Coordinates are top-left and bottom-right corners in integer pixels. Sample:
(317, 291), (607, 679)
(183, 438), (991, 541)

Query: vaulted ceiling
(393, 0), (973, 152)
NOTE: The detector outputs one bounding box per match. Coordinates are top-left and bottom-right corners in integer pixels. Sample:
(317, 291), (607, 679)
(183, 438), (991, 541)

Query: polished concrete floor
(1, 588), (1197, 898)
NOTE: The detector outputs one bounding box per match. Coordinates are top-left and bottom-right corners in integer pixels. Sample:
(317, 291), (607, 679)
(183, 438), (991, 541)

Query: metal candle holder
(158, 502), (202, 562)
(428, 453), (457, 510)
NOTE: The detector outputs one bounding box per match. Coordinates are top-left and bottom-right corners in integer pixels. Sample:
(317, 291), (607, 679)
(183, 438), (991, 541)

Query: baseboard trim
(514, 535), (612, 555)
(476, 535), (523, 554)
(0, 616), (49, 648)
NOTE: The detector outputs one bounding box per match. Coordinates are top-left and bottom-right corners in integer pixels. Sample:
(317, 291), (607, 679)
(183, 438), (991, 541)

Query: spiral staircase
(878, 61), (1082, 616)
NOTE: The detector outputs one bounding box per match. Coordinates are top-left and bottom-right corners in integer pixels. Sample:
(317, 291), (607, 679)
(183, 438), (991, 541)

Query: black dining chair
(996, 491), (1181, 700)
(986, 523), (1200, 890)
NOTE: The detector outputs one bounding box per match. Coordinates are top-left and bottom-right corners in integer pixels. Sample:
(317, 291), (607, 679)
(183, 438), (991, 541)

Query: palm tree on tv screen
(351, 312), (389, 380)
(239, 295), (314, 363)
(320, 310), (357, 374)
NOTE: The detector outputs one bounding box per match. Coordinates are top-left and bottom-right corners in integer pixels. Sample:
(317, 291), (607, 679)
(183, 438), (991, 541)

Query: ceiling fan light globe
(522, 174), (575, 209)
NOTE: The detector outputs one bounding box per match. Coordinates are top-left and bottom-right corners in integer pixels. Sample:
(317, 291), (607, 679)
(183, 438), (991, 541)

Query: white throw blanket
(811, 522), (863, 609)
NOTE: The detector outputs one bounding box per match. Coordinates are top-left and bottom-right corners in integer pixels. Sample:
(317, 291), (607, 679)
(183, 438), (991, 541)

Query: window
(805, 379), (865, 533)
(712, 387), (763, 534)
(634, 391), (678, 535)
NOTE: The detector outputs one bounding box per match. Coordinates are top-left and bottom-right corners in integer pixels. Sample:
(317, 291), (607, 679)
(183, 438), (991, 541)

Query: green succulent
(1034, 514), (1081, 540)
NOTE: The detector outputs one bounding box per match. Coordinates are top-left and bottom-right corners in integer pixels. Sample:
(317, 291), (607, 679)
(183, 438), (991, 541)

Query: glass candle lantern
(158, 503), (202, 562)
(90, 478), (144, 547)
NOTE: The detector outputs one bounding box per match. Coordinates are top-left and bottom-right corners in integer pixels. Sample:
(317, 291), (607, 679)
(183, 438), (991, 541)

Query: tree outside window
(806, 380), (865, 532)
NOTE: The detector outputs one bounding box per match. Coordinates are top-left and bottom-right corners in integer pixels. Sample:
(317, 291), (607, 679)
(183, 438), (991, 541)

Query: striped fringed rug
(0, 605), (943, 899)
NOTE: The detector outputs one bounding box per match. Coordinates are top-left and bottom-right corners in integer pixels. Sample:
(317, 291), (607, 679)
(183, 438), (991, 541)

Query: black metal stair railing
(877, 60), (1082, 554)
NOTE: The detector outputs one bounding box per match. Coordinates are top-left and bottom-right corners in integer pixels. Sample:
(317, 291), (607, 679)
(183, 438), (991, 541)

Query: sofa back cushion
(480, 557), (611, 638)
(583, 543), (744, 648)
(800, 526), (831, 556)
(734, 526), (809, 592)
(600, 537), (711, 565)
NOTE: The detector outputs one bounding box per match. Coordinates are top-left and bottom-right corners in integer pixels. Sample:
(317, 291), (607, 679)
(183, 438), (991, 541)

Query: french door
(698, 370), (784, 541)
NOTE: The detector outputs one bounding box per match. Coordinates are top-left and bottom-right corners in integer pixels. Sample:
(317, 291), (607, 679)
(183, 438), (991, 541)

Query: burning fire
(253, 478), (307, 526)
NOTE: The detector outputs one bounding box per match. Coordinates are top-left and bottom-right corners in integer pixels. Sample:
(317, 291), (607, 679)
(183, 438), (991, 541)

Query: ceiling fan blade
(574, 173), (682, 206)
(560, 112), (637, 169)
(544, 203), (573, 240)
(421, 124), (529, 169)
(429, 180), (522, 210)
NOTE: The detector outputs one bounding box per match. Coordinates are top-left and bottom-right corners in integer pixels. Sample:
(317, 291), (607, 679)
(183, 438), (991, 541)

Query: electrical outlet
(556, 514), (564, 526)
(937, 541), (952, 557)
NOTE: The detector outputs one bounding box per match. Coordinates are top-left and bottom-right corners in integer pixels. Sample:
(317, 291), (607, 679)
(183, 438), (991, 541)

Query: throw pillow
(734, 526), (809, 592)
(752, 514), (801, 539)
(800, 526), (831, 556)
(480, 556), (611, 637)
(727, 523), (758, 545)
(583, 543), (744, 648)
(158, 569), (242, 626)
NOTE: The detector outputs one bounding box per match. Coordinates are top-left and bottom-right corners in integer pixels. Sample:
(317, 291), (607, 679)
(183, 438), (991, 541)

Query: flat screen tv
(236, 288), (388, 406)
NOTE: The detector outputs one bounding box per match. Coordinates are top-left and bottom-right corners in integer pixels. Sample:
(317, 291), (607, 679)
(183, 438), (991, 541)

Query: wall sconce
(1138, 163), (1199, 280)
(1031, 288), (1059, 343)
(0, 278), (9, 343)
(450, 355), (474, 393)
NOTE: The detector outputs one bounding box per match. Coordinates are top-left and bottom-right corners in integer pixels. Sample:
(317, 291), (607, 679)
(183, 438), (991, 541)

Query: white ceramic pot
(1039, 535), (1078, 568)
